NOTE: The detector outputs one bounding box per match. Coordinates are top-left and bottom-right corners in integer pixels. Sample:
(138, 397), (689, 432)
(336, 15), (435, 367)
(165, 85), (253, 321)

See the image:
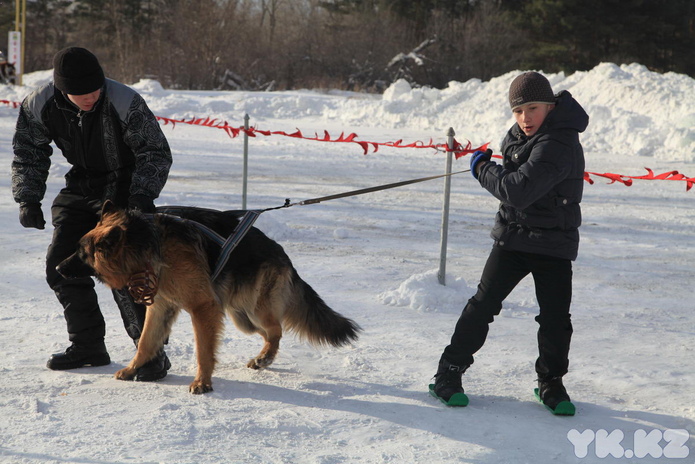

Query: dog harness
(150, 208), (262, 280)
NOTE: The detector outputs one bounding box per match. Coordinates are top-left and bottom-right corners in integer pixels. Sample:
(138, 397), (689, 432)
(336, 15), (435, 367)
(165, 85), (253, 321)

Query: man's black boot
(46, 342), (111, 370)
(135, 348), (171, 382)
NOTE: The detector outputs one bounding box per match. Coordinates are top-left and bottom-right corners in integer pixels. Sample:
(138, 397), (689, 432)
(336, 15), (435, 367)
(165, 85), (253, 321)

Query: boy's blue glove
(470, 149), (493, 179)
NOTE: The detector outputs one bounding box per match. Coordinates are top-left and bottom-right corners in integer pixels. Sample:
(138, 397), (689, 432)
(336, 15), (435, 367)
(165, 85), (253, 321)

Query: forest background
(1, 0), (695, 91)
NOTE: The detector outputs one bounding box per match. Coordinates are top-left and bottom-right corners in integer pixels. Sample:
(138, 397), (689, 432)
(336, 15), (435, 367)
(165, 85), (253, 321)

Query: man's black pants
(442, 246), (574, 378)
(45, 190), (145, 347)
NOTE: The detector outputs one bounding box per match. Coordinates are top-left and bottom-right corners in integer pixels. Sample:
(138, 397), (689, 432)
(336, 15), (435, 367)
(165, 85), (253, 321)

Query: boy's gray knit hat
(508, 72), (555, 109)
(53, 47), (105, 95)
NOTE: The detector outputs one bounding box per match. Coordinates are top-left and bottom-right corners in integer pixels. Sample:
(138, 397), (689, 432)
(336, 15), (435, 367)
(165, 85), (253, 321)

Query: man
(431, 72), (589, 414)
(12, 46), (173, 380)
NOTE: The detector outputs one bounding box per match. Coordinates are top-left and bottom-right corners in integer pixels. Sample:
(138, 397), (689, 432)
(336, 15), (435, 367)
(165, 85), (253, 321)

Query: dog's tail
(285, 270), (361, 347)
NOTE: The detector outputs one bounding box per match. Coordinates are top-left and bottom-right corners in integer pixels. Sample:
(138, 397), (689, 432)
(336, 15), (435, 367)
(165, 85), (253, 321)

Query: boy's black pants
(442, 246), (574, 378)
(45, 190), (145, 347)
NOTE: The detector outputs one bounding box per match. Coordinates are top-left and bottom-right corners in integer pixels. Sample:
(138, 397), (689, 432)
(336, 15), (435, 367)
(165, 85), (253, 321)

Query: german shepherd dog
(57, 201), (360, 394)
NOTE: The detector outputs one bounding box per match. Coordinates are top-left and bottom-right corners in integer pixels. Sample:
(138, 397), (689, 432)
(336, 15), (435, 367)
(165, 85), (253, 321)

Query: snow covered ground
(0, 63), (693, 463)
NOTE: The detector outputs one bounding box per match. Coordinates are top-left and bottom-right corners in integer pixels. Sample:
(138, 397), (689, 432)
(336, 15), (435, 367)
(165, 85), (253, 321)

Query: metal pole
(438, 127), (455, 286)
(242, 113), (249, 209)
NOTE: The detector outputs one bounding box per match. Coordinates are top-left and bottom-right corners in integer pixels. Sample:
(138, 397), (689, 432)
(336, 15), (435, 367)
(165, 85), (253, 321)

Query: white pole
(438, 127), (455, 286)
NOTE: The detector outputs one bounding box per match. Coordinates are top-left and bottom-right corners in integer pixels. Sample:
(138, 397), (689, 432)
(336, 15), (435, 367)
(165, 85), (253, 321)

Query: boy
(431, 72), (589, 414)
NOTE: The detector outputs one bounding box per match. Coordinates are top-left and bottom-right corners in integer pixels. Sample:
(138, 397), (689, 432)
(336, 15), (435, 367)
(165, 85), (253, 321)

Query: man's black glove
(19, 203), (46, 229)
(128, 195), (155, 213)
(470, 149), (493, 180)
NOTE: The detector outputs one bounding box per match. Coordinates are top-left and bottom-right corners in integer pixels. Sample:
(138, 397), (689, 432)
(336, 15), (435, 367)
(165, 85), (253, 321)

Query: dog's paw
(246, 356), (274, 370)
(189, 380), (213, 394)
(115, 367), (137, 381)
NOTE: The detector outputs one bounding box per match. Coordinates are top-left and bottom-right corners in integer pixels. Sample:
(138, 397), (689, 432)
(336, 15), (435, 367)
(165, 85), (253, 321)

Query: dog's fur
(57, 202), (360, 394)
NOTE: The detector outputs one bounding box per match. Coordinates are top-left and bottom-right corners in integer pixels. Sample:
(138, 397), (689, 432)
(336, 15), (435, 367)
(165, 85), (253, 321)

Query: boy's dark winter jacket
(11, 79), (171, 206)
(478, 90), (589, 261)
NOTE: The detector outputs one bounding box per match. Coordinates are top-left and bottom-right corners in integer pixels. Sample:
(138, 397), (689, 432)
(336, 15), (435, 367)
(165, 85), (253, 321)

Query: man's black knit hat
(53, 47), (105, 95)
(508, 72), (555, 109)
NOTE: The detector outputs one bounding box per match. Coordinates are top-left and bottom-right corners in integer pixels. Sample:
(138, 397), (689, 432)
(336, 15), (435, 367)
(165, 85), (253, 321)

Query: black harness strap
(208, 210), (261, 281)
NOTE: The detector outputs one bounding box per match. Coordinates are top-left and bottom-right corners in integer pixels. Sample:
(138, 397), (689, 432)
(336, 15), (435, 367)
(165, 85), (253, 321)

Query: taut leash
(263, 168), (471, 211)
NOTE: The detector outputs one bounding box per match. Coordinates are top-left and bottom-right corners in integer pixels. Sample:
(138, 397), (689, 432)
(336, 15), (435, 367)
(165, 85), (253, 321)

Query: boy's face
(513, 103), (555, 137)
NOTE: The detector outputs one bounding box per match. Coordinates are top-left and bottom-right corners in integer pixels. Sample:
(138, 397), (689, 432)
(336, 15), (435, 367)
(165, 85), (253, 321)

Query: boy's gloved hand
(128, 195), (155, 213)
(19, 202), (46, 229)
(470, 149), (493, 180)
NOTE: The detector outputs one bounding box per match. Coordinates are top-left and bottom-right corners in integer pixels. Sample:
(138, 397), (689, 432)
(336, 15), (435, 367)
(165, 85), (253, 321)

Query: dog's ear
(95, 226), (125, 254)
(100, 200), (118, 217)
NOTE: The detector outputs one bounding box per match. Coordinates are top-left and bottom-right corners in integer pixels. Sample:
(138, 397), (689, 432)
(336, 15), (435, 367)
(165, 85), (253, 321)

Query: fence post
(438, 127), (455, 286)
(242, 113), (250, 209)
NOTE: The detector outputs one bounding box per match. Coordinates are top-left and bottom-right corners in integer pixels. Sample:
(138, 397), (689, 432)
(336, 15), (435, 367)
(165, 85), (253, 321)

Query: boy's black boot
(135, 348), (171, 382)
(537, 375), (571, 410)
(431, 358), (469, 404)
(46, 342), (111, 370)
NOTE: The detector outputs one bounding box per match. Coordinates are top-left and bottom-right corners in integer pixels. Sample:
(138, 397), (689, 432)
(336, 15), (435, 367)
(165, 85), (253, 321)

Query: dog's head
(57, 200), (156, 290)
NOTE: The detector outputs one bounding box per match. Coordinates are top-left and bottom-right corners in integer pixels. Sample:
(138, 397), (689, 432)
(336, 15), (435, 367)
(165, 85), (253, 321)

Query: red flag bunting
(585, 168), (695, 191)
(1, 99), (20, 109)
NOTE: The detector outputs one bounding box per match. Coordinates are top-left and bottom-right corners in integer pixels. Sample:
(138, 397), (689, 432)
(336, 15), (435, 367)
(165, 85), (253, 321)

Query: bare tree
(260, 0), (283, 45)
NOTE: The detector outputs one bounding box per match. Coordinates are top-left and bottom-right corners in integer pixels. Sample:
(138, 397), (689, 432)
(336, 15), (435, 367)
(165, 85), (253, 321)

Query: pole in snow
(438, 127), (455, 286)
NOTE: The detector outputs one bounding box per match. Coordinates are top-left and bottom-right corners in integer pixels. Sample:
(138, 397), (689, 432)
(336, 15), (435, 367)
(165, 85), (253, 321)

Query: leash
(262, 168), (471, 211)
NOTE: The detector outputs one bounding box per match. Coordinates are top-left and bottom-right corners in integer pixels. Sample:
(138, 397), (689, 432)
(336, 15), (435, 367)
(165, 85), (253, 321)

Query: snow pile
(379, 269), (473, 313)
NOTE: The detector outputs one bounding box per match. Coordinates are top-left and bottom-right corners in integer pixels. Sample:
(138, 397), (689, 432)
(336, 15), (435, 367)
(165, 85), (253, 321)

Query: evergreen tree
(516, 0), (695, 75)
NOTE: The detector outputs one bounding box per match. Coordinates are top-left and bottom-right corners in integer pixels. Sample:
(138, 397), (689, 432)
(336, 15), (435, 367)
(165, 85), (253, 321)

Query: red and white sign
(8, 31), (21, 75)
